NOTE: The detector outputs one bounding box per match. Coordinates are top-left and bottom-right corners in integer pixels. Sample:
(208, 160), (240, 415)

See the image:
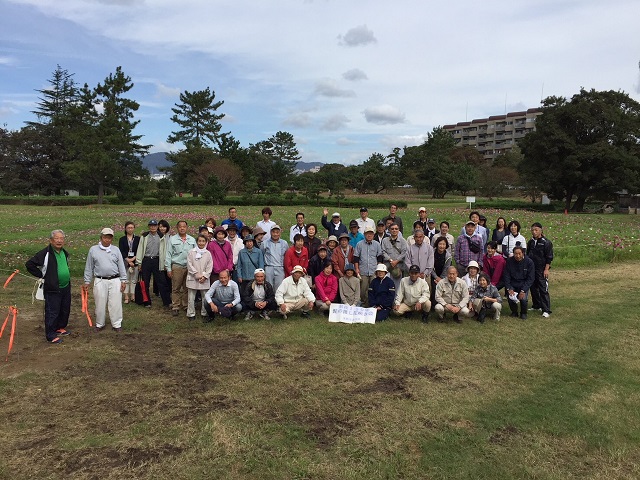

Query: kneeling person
(275, 265), (315, 319)
(393, 264), (431, 322)
(241, 268), (277, 320)
(471, 273), (502, 323)
(434, 266), (471, 323)
(203, 269), (242, 321)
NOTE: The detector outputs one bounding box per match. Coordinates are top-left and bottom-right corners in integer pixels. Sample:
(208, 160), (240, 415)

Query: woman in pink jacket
(314, 263), (338, 314)
(207, 226), (234, 283)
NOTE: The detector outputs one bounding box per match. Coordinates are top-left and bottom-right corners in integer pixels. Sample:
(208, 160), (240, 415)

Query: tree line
(1, 65), (638, 211)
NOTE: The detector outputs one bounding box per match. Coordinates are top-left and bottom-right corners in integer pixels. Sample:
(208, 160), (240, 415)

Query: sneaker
(244, 312), (254, 321)
(542, 312), (550, 318)
(145, 304), (151, 309)
(56, 328), (71, 337)
(529, 307), (541, 311)
(260, 310), (271, 320)
(95, 325), (105, 332)
(50, 337), (63, 344)
(301, 311), (310, 318)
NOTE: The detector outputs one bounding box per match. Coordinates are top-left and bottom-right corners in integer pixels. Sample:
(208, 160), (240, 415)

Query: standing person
(393, 265), (432, 322)
(165, 220), (196, 316)
(431, 236), (452, 305)
(381, 203), (404, 234)
(405, 229), (434, 281)
(252, 226), (267, 248)
(503, 246), (535, 320)
(492, 217), (507, 254)
(353, 227), (384, 306)
(381, 222), (408, 291)
(284, 233), (309, 278)
(424, 218), (440, 243)
(356, 207), (376, 234)
(203, 269), (242, 321)
(303, 223), (322, 259)
(314, 263), (338, 314)
(118, 221), (140, 304)
(483, 241), (506, 290)
(208, 226), (234, 284)
(332, 233), (354, 280)
(325, 235), (339, 259)
(478, 215), (490, 248)
(186, 234), (213, 320)
(275, 265), (316, 319)
(256, 207), (276, 235)
(26, 229), (72, 344)
(289, 212), (307, 242)
(241, 268), (277, 320)
(308, 244), (331, 288)
(460, 211), (488, 246)
(83, 228), (127, 332)
(348, 220), (364, 248)
(414, 207), (429, 232)
(261, 224), (288, 291)
(321, 208), (348, 237)
(236, 235), (265, 284)
(221, 207), (244, 231)
(432, 221), (454, 253)
(434, 266), (471, 323)
(502, 220), (527, 258)
(239, 225), (253, 244)
(454, 221), (484, 277)
(527, 222), (554, 318)
(368, 264), (396, 322)
(225, 223), (244, 281)
(339, 263), (361, 306)
(374, 220), (388, 244)
(135, 219), (171, 308)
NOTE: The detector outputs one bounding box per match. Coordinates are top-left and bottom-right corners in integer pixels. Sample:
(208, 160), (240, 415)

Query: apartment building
(443, 108), (542, 161)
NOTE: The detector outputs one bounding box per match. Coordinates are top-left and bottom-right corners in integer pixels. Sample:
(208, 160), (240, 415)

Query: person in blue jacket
(503, 246), (535, 320)
(368, 264), (396, 322)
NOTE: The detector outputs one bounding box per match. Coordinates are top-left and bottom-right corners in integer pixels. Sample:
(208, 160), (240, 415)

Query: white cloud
(314, 79), (355, 98)
(155, 83), (180, 98)
(338, 24), (377, 47)
(0, 105), (19, 117)
(342, 68), (368, 82)
(363, 105), (406, 125)
(282, 113), (312, 128)
(0, 56), (16, 66)
(336, 137), (356, 146)
(380, 134), (426, 149)
(320, 114), (350, 131)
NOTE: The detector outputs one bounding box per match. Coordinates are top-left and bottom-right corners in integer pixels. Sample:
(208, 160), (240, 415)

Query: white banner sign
(328, 304), (377, 324)
(466, 196), (476, 203)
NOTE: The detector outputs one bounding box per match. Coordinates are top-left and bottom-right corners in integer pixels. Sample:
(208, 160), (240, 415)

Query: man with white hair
(434, 266), (471, 324)
(83, 228), (128, 332)
(241, 268), (277, 320)
(275, 265), (316, 319)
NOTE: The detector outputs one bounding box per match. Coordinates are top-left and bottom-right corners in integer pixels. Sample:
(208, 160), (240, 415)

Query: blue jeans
(44, 284), (71, 341)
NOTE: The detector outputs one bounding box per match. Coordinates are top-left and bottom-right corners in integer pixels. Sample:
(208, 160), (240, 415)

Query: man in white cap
(261, 224), (288, 291)
(321, 207), (348, 237)
(241, 268), (276, 320)
(83, 228), (127, 332)
(275, 265), (316, 319)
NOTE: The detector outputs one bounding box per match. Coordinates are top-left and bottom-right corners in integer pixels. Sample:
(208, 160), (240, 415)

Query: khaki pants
(280, 298), (311, 315)
(393, 300), (431, 316)
(170, 265), (188, 311)
(360, 275), (374, 306)
(434, 303), (471, 319)
(315, 300), (332, 311)
(471, 299), (502, 320)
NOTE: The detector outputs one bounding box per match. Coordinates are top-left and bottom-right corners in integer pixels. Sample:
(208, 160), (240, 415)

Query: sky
(1, 0), (639, 166)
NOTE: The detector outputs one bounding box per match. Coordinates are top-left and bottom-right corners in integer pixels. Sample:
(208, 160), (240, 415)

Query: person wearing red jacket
(284, 234), (309, 277)
(483, 241), (506, 290)
(314, 263), (338, 313)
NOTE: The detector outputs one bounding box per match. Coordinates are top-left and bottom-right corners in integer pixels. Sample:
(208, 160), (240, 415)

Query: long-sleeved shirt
(261, 237), (288, 268)
(503, 256), (536, 293)
(368, 275), (396, 308)
(332, 245), (353, 278)
(472, 284), (502, 303)
(204, 279), (241, 306)
(236, 247), (265, 281)
(289, 224), (307, 242)
(356, 217), (376, 234)
(435, 277), (469, 308)
(186, 248), (213, 291)
(207, 240), (234, 274)
(339, 276), (360, 305)
(284, 246), (309, 277)
(381, 236), (408, 270)
(321, 216), (348, 237)
(227, 236), (244, 266)
(502, 233), (527, 258)
(395, 277), (430, 306)
(526, 236), (554, 269)
(483, 253), (506, 287)
(83, 244), (127, 284)
(165, 234), (196, 269)
(315, 271), (338, 302)
(348, 232), (364, 248)
(275, 275), (316, 304)
(353, 239), (383, 276)
(454, 234), (483, 270)
(405, 240), (434, 277)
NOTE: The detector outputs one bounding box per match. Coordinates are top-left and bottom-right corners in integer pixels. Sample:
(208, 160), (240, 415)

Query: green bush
(0, 195), (110, 206)
(474, 199), (558, 212)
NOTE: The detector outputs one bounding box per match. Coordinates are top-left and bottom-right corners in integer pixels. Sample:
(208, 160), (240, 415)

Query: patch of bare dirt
(352, 365), (448, 399)
(489, 424), (521, 445)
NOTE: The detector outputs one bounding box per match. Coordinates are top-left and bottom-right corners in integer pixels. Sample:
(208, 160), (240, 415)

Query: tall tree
(64, 67), (149, 203)
(249, 131), (300, 189)
(520, 88), (640, 211)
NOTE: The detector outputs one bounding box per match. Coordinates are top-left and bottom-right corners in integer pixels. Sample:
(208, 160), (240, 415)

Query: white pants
(93, 278), (123, 328)
(125, 267), (137, 295)
(187, 289), (208, 317)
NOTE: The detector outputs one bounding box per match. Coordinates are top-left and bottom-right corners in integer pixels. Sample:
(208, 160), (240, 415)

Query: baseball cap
(409, 265), (420, 274)
(418, 207), (426, 212)
(148, 219), (158, 226)
(332, 212), (340, 218)
(100, 227), (114, 236)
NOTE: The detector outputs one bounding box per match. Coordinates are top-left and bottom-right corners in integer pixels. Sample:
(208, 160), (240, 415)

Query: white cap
(291, 265), (305, 274)
(254, 268), (265, 275)
(375, 264), (388, 273)
(332, 212), (340, 217)
(100, 227), (114, 236)
(418, 207), (426, 212)
(467, 260), (480, 271)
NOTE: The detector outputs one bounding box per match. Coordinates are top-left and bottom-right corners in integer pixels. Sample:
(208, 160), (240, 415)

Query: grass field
(0, 204), (639, 479)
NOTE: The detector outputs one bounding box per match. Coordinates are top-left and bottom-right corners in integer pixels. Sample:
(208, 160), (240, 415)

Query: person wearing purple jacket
(454, 221), (484, 277)
(208, 226), (233, 284)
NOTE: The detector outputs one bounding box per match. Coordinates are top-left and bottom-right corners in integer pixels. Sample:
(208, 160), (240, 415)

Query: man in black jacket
(25, 230), (71, 344)
(527, 222), (554, 318)
(241, 269), (277, 320)
(503, 246), (535, 320)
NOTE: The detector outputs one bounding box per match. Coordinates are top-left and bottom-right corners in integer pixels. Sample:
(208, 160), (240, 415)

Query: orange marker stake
(81, 289), (87, 313)
(0, 310), (9, 338)
(3, 269), (19, 289)
(83, 289), (93, 327)
(6, 307), (17, 361)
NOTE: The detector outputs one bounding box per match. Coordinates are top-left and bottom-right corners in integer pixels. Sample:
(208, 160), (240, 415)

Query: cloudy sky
(1, 0), (639, 165)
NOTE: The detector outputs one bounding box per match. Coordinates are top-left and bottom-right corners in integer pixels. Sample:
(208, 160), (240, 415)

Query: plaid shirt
(454, 234), (483, 269)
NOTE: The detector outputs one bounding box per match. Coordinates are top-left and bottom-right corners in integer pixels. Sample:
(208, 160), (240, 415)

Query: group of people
(25, 205), (553, 344)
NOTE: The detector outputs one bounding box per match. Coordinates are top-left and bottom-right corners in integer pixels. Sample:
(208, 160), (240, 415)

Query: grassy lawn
(0, 205), (639, 479)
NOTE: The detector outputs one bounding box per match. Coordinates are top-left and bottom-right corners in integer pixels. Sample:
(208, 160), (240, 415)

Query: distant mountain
(141, 152), (171, 174)
(141, 153), (323, 174)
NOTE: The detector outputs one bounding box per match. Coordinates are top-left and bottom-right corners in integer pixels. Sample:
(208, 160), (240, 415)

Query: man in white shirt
(356, 207), (376, 234)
